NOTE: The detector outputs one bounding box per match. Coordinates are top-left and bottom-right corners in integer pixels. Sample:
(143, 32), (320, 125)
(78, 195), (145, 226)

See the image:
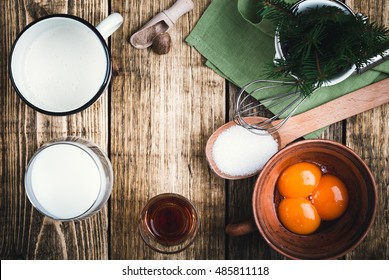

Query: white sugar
(212, 125), (279, 176)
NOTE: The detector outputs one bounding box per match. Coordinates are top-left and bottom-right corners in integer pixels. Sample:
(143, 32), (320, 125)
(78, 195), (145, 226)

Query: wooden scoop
(206, 78), (389, 180)
(130, 0), (194, 49)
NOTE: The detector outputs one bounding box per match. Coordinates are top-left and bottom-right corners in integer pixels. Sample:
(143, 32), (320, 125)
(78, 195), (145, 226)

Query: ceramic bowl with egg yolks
(252, 139), (377, 260)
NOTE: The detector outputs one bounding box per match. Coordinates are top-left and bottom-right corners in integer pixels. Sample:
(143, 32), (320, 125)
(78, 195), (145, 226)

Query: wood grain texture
(345, 107), (389, 259)
(226, 0), (389, 260)
(0, 0), (109, 259)
(0, 0), (387, 261)
(109, 0), (226, 259)
(345, 0), (389, 260)
(227, 84), (285, 260)
(277, 79), (389, 148)
(226, 82), (344, 260)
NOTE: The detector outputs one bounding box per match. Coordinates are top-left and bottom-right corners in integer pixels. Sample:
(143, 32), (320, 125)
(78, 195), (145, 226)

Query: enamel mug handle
(96, 13), (123, 39)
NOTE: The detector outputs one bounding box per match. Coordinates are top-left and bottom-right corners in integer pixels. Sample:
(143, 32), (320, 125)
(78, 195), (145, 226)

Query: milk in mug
(11, 16), (109, 114)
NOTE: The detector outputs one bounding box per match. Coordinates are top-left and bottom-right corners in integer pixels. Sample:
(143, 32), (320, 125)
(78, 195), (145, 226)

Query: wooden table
(0, 0), (388, 260)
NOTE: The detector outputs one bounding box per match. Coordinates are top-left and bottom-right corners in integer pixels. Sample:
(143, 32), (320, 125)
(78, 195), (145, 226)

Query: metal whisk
(234, 79), (307, 134)
(234, 50), (389, 135)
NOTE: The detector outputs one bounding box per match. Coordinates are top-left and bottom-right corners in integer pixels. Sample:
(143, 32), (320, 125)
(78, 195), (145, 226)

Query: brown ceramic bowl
(253, 139), (377, 259)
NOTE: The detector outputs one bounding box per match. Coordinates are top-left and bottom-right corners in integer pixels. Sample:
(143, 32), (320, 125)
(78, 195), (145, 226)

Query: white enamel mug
(10, 13), (123, 115)
(274, 0), (356, 86)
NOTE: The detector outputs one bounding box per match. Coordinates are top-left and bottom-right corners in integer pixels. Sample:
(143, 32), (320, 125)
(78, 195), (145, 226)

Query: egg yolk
(277, 162), (322, 198)
(311, 174), (348, 220)
(278, 198), (321, 235)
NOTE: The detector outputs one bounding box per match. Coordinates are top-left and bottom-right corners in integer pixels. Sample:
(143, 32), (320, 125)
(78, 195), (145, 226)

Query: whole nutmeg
(152, 32), (171, 55)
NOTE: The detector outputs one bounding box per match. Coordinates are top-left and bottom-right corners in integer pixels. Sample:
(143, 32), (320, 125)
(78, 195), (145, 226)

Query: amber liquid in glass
(146, 196), (194, 246)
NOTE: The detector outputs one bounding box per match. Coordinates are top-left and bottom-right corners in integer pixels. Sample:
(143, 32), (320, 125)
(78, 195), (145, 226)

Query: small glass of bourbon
(138, 193), (200, 254)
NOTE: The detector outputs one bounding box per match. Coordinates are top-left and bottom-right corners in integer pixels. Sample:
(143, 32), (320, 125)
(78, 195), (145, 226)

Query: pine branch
(260, 0), (389, 98)
(260, 0), (295, 23)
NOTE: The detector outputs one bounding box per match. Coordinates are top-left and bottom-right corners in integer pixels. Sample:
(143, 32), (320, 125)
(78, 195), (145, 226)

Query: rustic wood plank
(226, 76), (342, 259)
(110, 0), (226, 259)
(1, 0), (387, 261)
(225, 92), (345, 259)
(0, 0), (109, 259)
(347, 0), (388, 27)
(227, 0), (388, 260)
(345, 0), (389, 260)
(226, 83), (285, 260)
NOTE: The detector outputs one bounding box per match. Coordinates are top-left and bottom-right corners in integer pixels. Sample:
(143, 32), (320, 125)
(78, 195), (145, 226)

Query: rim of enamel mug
(273, 0), (357, 87)
(9, 14), (112, 116)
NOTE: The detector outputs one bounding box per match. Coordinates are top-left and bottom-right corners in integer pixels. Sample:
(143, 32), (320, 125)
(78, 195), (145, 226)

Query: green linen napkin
(186, 0), (389, 138)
